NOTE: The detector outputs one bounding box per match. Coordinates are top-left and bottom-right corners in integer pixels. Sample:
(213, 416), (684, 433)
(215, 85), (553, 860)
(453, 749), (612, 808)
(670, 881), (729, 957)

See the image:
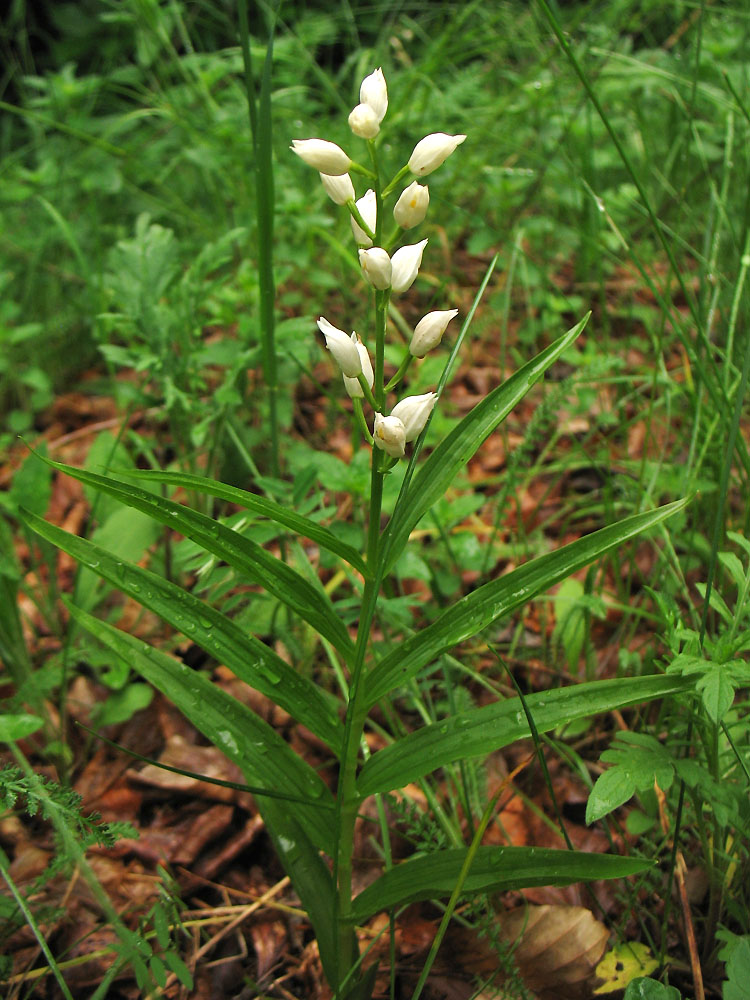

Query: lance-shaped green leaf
(350, 846), (650, 923)
(357, 674), (693, 797)
(66, 601), (335, 854)
(260, 808), (338, 986)
(113, 468), (368, 577)
(381, 314), (590, 574)
(22, 510), (343, 754)
(367, 499), (687, 706)
(38, 455), (355, 661)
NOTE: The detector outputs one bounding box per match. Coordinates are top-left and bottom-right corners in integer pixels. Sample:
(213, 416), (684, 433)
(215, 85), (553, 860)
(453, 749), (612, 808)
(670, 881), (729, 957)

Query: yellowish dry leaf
(594, 941), (659, 994)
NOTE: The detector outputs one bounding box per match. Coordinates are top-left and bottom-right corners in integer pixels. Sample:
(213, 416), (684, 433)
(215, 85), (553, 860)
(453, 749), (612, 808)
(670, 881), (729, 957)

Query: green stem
(356, 372), (378, 413)
(347, 199), (376, 244)
(384, 352), (414, 393)
(238, 0), (281, 478)
(334, 286), (391, 993)
(382, 163), (411, 199)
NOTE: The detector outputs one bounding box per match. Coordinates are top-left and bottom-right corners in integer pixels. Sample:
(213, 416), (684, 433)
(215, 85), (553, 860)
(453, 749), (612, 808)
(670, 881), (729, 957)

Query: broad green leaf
(21, 510), (342, 753)
(36, 455), (355, 661)
(162, 952), (194, 990)
(622, 980), (682, 1000)
(586, 732), (676, 825)
(9, 445), (52, 518)
(66, 602), (335, 854)
(115, 468), (368, 577)
(367, 499), (687, 706)
(552, 577), (586, 671)
(0, 714), (44, 742)
(381, 314), (589, 573)
(358, 674), (691, 797)
(350, 845), (649, 923)
(697, 666), (735, 723)
(77, 504), (161, 613)
(724, 937), (750, 1000)
(96, 684), (154, 727)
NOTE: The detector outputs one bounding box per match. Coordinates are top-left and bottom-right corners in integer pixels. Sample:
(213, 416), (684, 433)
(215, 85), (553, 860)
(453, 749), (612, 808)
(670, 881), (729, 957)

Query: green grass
(1, 0), (750, 996)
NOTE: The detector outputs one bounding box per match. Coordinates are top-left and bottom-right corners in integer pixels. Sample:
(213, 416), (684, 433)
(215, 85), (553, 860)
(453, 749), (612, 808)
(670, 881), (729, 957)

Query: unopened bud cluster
(293, 68), (465, 459)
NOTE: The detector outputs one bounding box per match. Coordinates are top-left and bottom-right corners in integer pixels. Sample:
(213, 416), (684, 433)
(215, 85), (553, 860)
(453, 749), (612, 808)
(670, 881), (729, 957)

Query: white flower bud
(348, 103), (380, 139)
(343, 335), (374, 398)
(408, 133), (466, 176)
(373, 413), (406, 458)
(390, 239), (427, 294)
(317, 317), (362, 377)
(360, 68), (388, 123)
(390, 392), (437, 441)
(320, 172), (355, 205)
(351, 189), (377, 247)
(291, 138), (352, 175)
(393, 181), (429, 229)
(409, 309), (459, 358)
(359, 247), (392, 290)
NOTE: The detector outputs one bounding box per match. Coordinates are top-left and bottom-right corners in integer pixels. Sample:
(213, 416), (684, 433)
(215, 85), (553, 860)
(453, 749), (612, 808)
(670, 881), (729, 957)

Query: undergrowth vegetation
(1, 1), (749, 998)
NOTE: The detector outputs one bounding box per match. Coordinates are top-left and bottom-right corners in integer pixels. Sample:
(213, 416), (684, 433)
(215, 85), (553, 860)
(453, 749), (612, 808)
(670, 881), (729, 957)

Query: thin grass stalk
(536, 0), (750, 478)
(0, 847), (76, 1000)
(237, 0), (281, 477)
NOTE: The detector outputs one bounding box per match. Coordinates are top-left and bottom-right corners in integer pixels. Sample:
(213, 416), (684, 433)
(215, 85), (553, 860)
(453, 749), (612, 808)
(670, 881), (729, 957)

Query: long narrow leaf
(357, 674), (693, 797)
(381, 314), (590, 573)
(110, 468), (368, 576)
(261, 807), (338, 986)
(22, 510), (342, 753)
(367, 499), (687, 706)
(38, 455), (355, 660)
(350, 846), (650, 924)
(66, 602), (335, 854)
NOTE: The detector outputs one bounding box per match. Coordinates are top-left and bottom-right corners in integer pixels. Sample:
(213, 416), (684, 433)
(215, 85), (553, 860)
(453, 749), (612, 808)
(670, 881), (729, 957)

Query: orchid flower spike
(390, 392), (437, 441)
(320, 172), (355, 205)
(343, 335), (374, 398)
(408, 133), (466, 176)
(351, 189), (377, 247)
(349, 103), (380, 139)
(393, 181), (429, 229)
(409, 309), (459, 358)
(359, 247), (392, 290)
(317, 317), (362, 377)
(292, 139), (352, 175)
(359, 68), (388, 123)
(391, 239), (428, 294)
(373, 413), (406, 458)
